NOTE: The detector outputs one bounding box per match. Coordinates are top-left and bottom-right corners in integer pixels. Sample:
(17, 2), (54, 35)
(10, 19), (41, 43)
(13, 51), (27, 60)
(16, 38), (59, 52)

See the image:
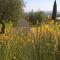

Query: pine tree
(52, 0), (57, 20)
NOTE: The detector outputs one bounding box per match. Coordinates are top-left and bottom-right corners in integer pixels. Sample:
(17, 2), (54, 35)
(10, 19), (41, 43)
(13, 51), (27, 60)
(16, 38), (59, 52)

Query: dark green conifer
(52, 0), (57, 20)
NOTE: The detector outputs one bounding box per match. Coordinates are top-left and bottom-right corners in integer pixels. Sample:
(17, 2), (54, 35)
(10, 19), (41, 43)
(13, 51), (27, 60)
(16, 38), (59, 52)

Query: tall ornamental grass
(0, 20), (60, 60)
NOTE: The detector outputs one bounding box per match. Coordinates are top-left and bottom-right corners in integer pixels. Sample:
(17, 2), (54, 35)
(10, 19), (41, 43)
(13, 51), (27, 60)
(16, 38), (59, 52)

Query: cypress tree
(52, 0), (57, 20)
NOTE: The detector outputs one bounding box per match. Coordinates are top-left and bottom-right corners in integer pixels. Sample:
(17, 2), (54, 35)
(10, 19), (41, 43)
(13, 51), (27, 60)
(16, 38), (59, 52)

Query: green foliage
(52, 0), (57, 20)
(0, 0), (24, 23)
(0, 0), (24, 34)
(27, 11), (47, 25)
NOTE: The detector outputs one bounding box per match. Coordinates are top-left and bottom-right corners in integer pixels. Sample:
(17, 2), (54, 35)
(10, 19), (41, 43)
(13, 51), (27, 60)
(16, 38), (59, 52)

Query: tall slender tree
(52, 0), (57, 20)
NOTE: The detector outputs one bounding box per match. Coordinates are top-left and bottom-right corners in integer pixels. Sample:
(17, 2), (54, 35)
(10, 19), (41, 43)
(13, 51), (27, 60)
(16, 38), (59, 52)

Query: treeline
(25, 10), (48, 26)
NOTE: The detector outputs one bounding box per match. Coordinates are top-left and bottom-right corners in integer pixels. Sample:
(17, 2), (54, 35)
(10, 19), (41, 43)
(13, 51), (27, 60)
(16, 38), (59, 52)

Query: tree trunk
(0, 11), (5, 34)
(0, 21), (5, 34)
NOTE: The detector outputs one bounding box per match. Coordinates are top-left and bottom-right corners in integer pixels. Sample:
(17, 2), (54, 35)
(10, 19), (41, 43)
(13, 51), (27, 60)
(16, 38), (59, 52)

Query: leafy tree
(0, 0), (24, 34)
(52, 0), (57, 20)
(27, 10), (47, 25)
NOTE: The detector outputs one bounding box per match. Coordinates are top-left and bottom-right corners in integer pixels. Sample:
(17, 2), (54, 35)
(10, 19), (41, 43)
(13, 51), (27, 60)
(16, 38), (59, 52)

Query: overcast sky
(24, 0), (60, 12)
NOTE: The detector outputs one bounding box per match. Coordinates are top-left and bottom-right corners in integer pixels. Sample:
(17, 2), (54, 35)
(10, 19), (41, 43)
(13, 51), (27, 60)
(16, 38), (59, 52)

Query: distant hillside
(45, 11), (60, 16)
(24, 11), (60, 17)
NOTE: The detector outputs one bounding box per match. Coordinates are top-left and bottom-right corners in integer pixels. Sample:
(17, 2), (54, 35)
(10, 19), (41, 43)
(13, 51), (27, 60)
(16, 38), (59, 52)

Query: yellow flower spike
(31, 39), (34, 43)
(27, 38), (30, 42)
(51, 20), (54, 23)
(45, 24), (49, 28)
(58, 25), (60, 27)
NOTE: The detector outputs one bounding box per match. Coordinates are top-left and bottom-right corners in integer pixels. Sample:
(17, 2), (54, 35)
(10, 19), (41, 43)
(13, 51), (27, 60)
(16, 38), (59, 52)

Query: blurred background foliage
(25, 10), (48, 25)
